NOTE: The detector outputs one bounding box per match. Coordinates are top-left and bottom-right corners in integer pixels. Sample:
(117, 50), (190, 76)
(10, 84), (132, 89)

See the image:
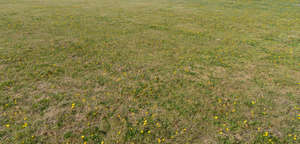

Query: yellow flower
(232, 109), (236, 112)
(268, 139), (272, 142)
(143, 120), (147, 126)
(84, 142), (87, 144)
(81, 135), (85, 139)
(219, 131), (223, 134)
(257, 127), (261, 131)
(140, 130), (144, 134)
(101, 141), (104, 144)
(214, 116), (218, 120)
(147, 130), (151, 134)
(71, 103), (75, 109)
(157, 138), (161, 143)
(288, 134), (292, 137)
(5, 124), (10, 128)
(251, 101), (256, 105)
(156, 122), (161, 128)
(264, 132), (269, 137)
(243, 120), (247, 124)
(23, 122), (28, 128)
(226, 128), (229, 131)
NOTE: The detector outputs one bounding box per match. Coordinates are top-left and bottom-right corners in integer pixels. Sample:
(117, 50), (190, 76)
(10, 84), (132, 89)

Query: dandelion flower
(81, 135), (85, 139)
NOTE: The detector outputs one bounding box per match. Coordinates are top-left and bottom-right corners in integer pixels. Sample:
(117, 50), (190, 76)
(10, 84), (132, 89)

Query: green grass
(0, 0), (300, 143)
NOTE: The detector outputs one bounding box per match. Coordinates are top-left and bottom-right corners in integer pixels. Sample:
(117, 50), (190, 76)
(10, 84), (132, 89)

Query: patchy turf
(0, 0), (299, 143)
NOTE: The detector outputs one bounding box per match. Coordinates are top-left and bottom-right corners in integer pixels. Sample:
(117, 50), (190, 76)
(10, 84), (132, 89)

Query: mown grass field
(0, 0), (300, 143)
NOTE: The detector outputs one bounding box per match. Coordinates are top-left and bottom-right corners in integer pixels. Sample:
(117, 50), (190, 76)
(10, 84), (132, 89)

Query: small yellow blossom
(101, 141), (104, 144)
(156, 122), (161, 128)
(288, 134), (292, 137)
(226, 128), (229, 131)
(140, 130), (144, 134)
(257, 127), (261, 131)
(147, 130), (151, 134)
(243, 120), (247, 124)
(84, 142), (87, 144)
(157, 138), (161, 143)
(5, 124), (10, 128)
(251, 101), (256, 105)
(143, 120), (147, 126)
(81, 135), (85, 139)
(23, 122), (28, 128)
(214, 116), (218, 120)
(219, 131), (223, 134)
(264, 132), (269, 137)
(72, 103), (75, 109)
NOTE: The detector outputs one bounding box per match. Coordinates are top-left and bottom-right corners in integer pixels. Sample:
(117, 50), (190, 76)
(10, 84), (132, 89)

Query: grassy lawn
(0, 0), (300, 143)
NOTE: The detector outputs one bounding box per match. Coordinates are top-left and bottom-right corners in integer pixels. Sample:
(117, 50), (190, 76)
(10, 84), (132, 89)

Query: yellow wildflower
(157, 138), (161, 143)
(264, 132), (269, 137)
(23, 122), (28, 128)
(251, 101), (256, 105)
(71, 103), (75, 109)
(214, 116), (218, 120)
(81, 135), (85, 139)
